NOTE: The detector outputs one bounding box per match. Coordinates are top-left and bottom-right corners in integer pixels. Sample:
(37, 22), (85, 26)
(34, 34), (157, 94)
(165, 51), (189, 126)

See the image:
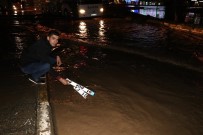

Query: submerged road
(38, 18), (203, 135)
(0, 16), (203, 135)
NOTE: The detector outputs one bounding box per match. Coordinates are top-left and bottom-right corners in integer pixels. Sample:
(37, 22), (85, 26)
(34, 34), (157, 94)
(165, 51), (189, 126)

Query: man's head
(47, 30), (60, 47)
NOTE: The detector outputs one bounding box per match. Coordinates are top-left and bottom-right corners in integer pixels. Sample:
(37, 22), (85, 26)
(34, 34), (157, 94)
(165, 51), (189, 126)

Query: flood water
(44, 18), (167, 47)
(0, 16), (203, 135)
(37, 18), (203, 135)
(41, 17), (203, 70)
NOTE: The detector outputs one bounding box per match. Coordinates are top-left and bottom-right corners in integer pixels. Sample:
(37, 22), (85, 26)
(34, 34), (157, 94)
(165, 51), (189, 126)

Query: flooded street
(47, 46), (203, 135)
(41, 18), (203, 71)
(37, 18), (203, 135)
(0, 16), (203, 135)
(56, 56), (203, 135)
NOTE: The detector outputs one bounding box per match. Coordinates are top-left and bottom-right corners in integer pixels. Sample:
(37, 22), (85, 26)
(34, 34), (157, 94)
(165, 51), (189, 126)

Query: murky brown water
(39, 18), (203, 135)
(1, 16), (203, 135)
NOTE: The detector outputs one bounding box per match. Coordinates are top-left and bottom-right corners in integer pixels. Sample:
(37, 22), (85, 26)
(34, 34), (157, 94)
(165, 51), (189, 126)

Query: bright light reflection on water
(48, 18), (202, 51)
(13, 20), (20, 25)
(78, 21), (88, 38)
(98, 20), (106, 43)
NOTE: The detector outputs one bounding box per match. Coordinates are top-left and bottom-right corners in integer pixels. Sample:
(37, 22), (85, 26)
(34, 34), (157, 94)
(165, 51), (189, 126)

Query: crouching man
(20, 30), (69, 85)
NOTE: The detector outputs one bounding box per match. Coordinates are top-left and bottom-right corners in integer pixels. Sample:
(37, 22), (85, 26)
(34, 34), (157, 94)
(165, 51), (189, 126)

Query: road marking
(37, 101), (53, 135)
(37, 80), (54, 135)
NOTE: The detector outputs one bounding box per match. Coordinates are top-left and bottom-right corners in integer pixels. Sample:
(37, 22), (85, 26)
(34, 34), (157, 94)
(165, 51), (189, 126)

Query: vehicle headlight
(100, 8), (104, 12)
(13, 5), (17, 10)
(79, 9), (85, 14)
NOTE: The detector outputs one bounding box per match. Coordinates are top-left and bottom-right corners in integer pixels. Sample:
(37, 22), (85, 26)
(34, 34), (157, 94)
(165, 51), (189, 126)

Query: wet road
(0, 17), (38, 134)
(40, 18), (203, 71)
(38, 17), (203, 134)
(0, 16), (203, 135)
(47, 46), (203, 135)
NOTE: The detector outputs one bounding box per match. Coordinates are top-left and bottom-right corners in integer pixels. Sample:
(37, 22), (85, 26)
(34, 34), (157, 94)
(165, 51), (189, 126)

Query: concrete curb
(36, 81), (54, 135)
(163, 22), (203, 35)
(146, 19), (203, 35)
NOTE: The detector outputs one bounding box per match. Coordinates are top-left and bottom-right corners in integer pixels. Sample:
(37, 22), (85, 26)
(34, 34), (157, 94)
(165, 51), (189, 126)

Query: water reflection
(98, 20), (106, 44)
(72, 19), (167, 47)
(78, 21), (88, 39)
(99, 20), (104, 36)
(48, 18), (202, 56)
(13, 20), (20, 25)
(76, 20), (107, 44)
(15, 36), (24, 59)
(14, 11), (17, 16)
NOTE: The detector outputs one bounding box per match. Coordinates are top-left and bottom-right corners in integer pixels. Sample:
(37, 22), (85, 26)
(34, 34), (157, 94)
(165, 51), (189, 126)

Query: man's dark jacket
(21, 39), (55, 66)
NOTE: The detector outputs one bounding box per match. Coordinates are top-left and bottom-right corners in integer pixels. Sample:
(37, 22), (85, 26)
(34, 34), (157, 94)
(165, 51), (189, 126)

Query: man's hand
(56, 56), (62, 66)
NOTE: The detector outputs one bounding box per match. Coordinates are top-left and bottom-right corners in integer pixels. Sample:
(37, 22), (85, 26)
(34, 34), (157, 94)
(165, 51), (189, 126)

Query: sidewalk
(0, 63), (54, 135)
(147, 19), (203, 35)
(0, 64), (37, 134)
(0, 17), (55, 135)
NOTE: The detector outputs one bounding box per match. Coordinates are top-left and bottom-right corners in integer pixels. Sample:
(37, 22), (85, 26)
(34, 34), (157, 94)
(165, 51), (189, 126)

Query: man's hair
(47, 30), (60, 37)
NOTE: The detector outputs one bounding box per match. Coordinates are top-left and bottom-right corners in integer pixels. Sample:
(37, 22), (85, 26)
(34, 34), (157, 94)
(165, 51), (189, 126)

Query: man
(20, 30), (69, 85)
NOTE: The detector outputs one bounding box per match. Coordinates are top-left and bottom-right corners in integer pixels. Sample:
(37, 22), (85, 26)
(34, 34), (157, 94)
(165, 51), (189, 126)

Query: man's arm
(56, 55), (62, 66)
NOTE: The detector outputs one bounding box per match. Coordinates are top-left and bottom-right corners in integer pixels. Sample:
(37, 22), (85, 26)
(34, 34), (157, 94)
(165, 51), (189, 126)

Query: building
(183, 0), (202, 25)
(110, 0), (163, 5)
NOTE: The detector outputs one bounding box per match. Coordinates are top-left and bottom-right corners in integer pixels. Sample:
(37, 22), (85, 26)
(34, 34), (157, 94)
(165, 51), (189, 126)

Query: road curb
(36, 81), (54, 135)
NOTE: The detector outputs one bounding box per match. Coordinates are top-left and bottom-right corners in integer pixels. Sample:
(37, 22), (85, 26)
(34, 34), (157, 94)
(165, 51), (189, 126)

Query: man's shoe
(28, 78), (46, 85)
